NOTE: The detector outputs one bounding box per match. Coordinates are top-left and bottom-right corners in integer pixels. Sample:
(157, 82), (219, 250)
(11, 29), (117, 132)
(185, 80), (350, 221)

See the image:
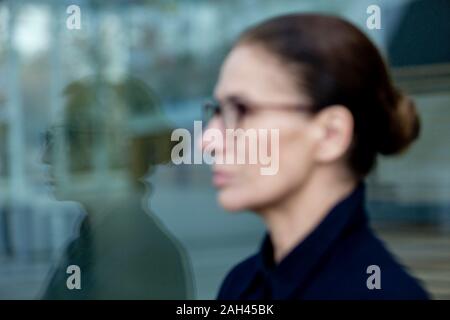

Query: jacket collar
(255, 182), (368, 299)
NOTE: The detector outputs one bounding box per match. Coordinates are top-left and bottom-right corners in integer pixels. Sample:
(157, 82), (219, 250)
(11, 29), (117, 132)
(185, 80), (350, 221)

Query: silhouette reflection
(41, 76), (194, 299)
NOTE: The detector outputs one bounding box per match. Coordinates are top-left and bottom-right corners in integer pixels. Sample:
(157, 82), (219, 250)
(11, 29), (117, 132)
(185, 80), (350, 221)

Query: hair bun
(377, 94), (420, 155)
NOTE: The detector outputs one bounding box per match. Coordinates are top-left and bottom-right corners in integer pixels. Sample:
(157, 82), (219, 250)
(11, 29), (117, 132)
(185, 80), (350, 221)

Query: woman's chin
(217, 190), (250, 212)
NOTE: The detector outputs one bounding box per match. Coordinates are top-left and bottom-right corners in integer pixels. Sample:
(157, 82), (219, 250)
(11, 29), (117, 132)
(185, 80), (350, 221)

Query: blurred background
(0, 0), (449, 299)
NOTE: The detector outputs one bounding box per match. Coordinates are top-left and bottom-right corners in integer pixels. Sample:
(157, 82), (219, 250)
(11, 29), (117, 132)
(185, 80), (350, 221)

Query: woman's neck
(259, 171), (358, 264)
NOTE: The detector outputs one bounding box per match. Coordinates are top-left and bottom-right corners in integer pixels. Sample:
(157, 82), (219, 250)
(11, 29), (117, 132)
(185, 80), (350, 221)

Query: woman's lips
(212, 170), (232, 188)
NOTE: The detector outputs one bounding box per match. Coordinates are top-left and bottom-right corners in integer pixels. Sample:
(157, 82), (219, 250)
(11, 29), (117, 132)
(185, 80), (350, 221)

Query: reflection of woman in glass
(202, 14), (429, 299)
(42, 77), (194, 299)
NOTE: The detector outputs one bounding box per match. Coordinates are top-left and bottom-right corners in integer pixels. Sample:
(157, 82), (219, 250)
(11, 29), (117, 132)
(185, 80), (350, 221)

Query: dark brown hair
(236, 14), (420, 177)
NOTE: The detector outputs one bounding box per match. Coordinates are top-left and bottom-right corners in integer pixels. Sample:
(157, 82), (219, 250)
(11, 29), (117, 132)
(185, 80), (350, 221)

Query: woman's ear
(311, 105), (354, 164)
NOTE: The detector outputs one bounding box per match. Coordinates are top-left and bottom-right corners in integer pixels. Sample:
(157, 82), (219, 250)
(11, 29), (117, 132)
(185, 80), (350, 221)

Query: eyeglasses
(202, 96), (313, 129)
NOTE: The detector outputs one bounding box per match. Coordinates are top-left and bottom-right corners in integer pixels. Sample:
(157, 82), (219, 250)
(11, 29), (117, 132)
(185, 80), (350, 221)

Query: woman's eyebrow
(221, 94), (250, 105)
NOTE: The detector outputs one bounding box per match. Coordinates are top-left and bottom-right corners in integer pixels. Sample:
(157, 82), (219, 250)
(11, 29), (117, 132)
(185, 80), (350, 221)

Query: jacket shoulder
(307, 226), (430, 300)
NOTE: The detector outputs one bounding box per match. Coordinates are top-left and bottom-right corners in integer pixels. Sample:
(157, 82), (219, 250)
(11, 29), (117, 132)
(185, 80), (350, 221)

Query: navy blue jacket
(217, 183), (430, 300)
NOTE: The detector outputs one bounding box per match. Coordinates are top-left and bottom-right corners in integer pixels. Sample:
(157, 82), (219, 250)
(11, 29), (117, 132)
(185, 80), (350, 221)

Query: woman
(201, 14), (429, 299)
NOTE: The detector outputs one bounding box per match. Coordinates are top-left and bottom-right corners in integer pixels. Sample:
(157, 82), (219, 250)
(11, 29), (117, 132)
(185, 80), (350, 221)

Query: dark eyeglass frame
(202, 96), (314, 129)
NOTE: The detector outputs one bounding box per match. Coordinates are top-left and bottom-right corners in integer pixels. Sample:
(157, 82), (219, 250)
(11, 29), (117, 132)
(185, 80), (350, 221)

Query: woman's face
(201, 44), (322, 212)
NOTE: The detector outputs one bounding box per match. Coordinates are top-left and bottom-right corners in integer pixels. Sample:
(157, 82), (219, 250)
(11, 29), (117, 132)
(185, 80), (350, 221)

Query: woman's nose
(197, 117), (226, 157)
